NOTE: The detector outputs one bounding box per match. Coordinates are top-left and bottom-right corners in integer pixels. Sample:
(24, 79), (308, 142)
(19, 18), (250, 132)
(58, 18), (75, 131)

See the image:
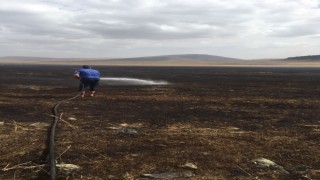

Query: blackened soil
(0, 65), (320, 179)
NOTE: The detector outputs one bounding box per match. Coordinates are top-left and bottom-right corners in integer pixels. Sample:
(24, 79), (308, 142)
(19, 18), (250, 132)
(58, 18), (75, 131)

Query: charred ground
(0, 65), (319, 179)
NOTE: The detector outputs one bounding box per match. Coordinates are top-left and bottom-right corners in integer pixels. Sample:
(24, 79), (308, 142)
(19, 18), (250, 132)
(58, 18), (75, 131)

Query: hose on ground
(49, 93), (80, 180)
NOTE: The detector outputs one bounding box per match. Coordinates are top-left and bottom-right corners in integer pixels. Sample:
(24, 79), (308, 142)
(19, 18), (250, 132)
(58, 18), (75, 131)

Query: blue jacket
(75, 68), (100, 79)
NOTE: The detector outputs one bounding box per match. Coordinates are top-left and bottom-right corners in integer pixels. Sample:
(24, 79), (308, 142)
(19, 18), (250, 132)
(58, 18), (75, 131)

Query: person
(74, 65), (100, 97)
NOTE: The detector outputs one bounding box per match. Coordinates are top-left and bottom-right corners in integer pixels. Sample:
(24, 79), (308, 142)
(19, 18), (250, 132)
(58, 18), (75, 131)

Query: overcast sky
(0, 0), (320, 59)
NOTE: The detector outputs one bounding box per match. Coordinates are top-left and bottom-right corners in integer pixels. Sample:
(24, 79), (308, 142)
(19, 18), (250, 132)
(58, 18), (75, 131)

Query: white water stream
(100, 77), (168, 85)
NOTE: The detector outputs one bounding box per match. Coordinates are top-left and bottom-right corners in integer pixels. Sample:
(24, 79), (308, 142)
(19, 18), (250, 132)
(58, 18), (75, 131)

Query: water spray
(100, 77), (168, 85)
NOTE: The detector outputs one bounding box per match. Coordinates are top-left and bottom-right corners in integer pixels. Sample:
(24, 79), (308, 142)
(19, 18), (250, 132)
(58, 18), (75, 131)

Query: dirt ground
(0, 65), (319, 179)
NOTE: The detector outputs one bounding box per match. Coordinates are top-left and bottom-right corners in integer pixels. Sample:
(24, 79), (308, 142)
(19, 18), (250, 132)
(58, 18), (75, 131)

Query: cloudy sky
(0, 0), (320, 59)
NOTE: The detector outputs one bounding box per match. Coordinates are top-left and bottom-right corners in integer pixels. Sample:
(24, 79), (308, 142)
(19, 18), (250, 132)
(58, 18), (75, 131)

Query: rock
(56, 163), (81, 175)
(117, 128), (138, 135)
(142, 171), (194, 179)
(181, 163), (198, 170)
(253, 158), (277, 167)
(252, 158), (289, 174)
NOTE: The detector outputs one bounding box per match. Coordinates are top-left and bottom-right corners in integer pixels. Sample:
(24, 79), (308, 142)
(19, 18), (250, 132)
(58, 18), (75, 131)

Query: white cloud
(0, 0), (320, 59)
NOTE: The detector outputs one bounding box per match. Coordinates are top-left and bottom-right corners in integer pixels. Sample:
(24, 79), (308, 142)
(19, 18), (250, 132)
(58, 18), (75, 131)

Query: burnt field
(0, 65), (320, 179)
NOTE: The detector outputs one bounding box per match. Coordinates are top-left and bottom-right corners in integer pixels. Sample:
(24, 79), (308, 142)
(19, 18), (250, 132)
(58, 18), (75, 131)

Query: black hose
(49, 93), (80, 180)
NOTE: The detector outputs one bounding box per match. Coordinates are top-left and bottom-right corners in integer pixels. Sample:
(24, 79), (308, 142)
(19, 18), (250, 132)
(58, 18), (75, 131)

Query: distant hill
(103, 54), (243, 62)
(285, 55), (320, 61)
(0, 54), (242, 62)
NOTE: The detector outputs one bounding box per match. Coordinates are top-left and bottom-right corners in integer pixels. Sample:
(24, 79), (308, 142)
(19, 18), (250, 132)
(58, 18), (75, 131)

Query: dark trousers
(79, 78), (100, 91)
